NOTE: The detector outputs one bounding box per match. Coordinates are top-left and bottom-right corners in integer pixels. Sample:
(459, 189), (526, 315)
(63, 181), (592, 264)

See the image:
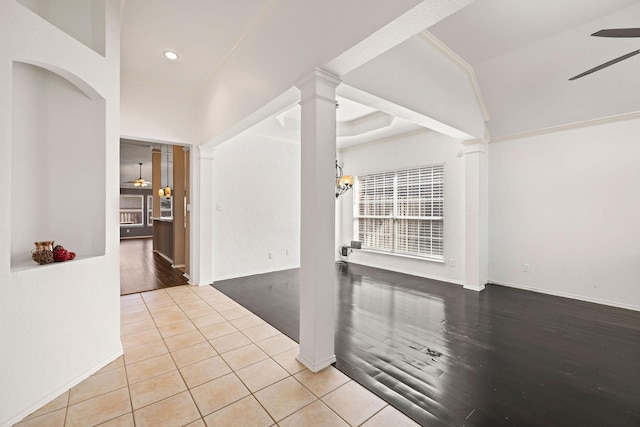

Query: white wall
(489, 117), (640, 311)
(121, 77), (198, 145)
(212, 130), (300, 280)
(338, 129), (466, 285)
(0, 1), (121, 425)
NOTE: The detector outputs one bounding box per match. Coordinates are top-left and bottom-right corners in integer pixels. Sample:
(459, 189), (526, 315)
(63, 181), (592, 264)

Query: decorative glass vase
(32, 240), (55, 264)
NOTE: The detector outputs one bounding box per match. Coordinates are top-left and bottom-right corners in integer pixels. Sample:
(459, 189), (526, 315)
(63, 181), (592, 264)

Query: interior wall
(120, 77), (198, 145)
(212, 133), (300, 280)
(489, 117), (640, 311)
(0, 1), (121, 425)
(338, 130), (466, 285)
(16, 0), (106, 56)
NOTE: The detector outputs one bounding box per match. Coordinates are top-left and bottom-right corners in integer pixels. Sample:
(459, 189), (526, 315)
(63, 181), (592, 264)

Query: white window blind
(354, 165), (444, 260)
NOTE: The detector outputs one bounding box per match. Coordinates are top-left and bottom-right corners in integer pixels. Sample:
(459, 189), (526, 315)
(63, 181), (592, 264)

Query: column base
(463, 283), (486, 292)
(296, 353), (336, 373)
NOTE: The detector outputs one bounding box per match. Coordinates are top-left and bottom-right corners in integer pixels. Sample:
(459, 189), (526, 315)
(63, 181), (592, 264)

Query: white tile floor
(16, 285), (419, 426)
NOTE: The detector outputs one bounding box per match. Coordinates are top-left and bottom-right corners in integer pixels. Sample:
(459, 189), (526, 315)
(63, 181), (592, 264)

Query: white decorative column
(297, 68), (341, 372)
(190, 145), (215, 286)
(464, 140), (488, 291)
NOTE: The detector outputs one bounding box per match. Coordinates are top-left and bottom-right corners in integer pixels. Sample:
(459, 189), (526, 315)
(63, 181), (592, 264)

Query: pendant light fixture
(158, 147), (172, 198)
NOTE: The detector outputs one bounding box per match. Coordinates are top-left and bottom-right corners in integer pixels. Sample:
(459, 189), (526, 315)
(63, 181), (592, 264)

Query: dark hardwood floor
(120, 238), (188, 295)
(214, 263), (640, 427)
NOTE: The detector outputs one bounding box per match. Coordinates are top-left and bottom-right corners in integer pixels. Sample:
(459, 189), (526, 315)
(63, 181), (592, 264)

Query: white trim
(347, 261), (464, 286)
(296, 353), (336, 374)
(212, 266), (299, 283)
(464, 282), (486, 292)
(5, 351), (123, 427)
(490, 111), (640, 143)
(359, 248), (444, 263)
(489, 280), (640, 313)
(417, 30), (490, 122)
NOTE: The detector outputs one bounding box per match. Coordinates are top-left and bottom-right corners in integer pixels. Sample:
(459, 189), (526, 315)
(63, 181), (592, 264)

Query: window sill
(358, 248), (444, 263)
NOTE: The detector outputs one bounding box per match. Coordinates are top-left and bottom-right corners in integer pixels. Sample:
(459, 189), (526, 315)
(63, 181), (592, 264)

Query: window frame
(353, 164), (444, 262)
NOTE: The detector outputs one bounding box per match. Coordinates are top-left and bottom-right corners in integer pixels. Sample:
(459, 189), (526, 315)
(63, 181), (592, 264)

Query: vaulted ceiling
(121, 0), (640, 144)
(429, 0), (640, 139)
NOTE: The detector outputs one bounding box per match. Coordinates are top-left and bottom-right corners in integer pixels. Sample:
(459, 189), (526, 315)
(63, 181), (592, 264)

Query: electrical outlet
(268, 252), (273, 259)
(449, 259), (456, 267)
(286, 249), (290, 256)
(523, 263), (530, 273)
(216, 203), (222, 211)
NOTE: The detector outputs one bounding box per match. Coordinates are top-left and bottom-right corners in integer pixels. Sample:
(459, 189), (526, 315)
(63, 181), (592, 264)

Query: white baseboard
(4, 350), (123, 427)
(489, 280), (640, 312)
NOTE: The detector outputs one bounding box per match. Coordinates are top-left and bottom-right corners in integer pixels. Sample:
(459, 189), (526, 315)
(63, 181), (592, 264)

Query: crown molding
(490, 111), (640, 143)
(417, 30), (490, 122)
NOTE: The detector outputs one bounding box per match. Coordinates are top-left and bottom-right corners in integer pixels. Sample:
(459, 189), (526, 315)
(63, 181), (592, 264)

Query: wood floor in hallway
(120, 238), (188, 295)
(214, 263), (640, 427)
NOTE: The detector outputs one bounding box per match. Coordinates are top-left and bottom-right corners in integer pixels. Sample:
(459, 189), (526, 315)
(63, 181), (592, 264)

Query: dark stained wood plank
(120, 238), (188, 295)
(214, 263), (640, 427)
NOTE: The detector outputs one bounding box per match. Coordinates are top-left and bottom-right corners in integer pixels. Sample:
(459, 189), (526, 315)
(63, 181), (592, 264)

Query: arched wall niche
(14, 0), (106, 57)
(11, 61), (106, 270)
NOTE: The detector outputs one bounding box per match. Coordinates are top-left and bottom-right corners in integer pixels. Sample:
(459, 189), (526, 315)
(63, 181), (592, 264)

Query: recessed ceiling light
(163, 51), (179, 60)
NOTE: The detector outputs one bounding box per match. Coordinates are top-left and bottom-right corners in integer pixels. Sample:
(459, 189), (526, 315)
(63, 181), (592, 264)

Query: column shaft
(297, 68), (341, 372)
(464, 141), (488, 291)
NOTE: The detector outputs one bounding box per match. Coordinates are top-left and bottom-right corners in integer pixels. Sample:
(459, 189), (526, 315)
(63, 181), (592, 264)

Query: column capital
(297, 68), (342, 107)
(463, 139), (488, 155)
(296, 68), (342, 90)
(198, 145), (215, 160)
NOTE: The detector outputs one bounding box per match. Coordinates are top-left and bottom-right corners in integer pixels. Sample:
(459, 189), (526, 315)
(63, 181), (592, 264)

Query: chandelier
(335, 160), (353, 198)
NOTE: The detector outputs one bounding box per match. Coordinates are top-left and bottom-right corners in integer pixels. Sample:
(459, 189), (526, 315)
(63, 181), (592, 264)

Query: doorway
(120, 139), (191, 295)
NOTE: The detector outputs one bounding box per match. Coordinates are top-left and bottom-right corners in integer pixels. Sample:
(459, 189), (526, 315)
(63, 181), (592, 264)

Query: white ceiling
(428, 0), (640, 66)
(244, 97), (425, 149)
(121, 0), (640, 144)
(429, 0), (640, 138)
(121, 0), (274, 91)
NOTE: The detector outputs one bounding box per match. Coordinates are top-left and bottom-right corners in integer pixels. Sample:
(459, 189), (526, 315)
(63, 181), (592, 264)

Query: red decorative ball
(53, 247), (69, 262)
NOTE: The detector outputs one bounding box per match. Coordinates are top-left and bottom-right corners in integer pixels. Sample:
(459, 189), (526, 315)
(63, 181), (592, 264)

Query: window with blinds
(353, 165), (444, 260)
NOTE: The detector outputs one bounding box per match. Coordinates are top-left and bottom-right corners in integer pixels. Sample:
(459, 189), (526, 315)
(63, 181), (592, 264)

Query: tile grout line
(198, 292), (341, 424)
(21, 286), (397, 426)
(180, 287), (278, 425)
(153, 288), (204, 425)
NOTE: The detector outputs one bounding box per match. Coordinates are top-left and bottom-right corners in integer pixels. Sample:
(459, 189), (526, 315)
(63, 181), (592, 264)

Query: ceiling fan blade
(592, 28), (640, 38)
(569, 49), (640, 80)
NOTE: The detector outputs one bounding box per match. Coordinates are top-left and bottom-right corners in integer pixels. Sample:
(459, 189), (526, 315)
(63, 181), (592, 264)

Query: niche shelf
(11, 61), (106, 271)
(15, 0), (106, 56)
